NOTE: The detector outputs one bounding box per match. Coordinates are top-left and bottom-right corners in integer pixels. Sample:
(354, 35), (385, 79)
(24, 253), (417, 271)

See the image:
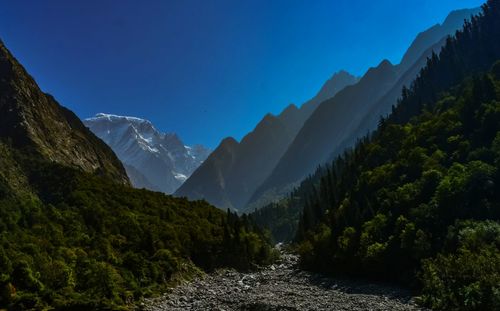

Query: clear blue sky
(0, 0), (484, 148)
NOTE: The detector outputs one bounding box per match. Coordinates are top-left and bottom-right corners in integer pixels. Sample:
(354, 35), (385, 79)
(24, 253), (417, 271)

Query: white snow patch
(173, 173), (188, 182)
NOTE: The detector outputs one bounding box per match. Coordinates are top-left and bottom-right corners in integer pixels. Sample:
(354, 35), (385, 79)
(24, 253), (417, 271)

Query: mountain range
(174, 70), (359, 210)
(176, 7), (481, 212)
(84, 114), (210, 194)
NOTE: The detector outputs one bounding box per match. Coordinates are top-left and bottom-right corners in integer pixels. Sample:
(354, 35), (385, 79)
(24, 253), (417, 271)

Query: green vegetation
(250, 200), (301, 243)
(0, 150), (275, 310)
(253, 2), (500, 310)
(420, 220), (500, 310)
(250, 172), (324, 243)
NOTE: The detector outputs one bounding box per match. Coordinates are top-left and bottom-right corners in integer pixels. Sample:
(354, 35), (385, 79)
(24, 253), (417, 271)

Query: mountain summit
(84, 113), (210, 193)
(0, 40), (129, 185)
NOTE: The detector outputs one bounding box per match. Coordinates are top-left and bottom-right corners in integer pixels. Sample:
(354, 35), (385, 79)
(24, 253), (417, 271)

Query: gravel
(141, 249), (426, 311)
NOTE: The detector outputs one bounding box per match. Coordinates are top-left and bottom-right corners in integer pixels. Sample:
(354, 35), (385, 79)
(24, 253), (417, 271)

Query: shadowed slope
(0, 40), (129, 185)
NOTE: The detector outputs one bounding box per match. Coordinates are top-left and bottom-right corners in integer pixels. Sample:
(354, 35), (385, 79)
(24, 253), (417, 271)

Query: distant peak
(262, 112), (278, 122)
(366, 59), (394, 73)
(378, 59), (394, 68)
(253, 113), (278, 130)
(221, 136), (237, 144)
(278, 103), (300, 121)
(327, 70), (358, 83)
(315, 70), (359, 96)
(361, 59), (396, 82)
(283, 103), (299, 112)
(219, 136), (239, 148)
(333, 70), (355, 78)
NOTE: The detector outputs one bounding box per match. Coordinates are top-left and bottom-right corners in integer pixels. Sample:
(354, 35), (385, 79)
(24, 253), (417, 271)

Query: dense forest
(0, 146), (275, 310)
(296, 64), (500, 308)
(253, 1), (500, 310)
(250, 168), (326, 243)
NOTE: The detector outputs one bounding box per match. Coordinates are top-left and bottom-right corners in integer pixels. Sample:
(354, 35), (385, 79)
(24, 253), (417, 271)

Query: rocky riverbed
(141, 250), (425, 311)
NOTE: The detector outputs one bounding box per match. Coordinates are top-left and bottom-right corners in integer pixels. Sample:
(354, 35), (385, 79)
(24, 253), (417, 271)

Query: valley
(143, 248), (423, 311)
(0, 1), (498, 310)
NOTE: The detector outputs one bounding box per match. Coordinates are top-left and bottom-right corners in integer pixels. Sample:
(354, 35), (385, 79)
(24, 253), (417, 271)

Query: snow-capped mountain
(84, 113), (210, 193)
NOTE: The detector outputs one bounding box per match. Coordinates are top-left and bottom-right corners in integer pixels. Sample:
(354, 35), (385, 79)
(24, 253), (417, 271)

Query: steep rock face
(247, 8), (480, 211)
(0, 40), (129, 184)
(175, 71), (358, 210)
(84, 114), (210, 194)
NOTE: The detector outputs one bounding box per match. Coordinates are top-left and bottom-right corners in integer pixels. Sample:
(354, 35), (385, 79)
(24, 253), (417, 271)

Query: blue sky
(0, 0), (484, 148)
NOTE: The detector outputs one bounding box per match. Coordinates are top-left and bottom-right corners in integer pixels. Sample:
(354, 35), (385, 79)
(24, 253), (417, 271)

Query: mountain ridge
(246, 7), (481, 211)
(175, 70), (358, 210)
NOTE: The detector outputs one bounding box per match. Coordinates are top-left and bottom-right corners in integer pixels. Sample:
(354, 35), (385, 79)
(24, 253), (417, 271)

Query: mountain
(0, 40), (129, 185)
(84, 114), (210, 194)
(0, 38), (274, 310)
(247, 7), (481, 211)
(289, 3), (500, 309)
(175, 71), (358, 210)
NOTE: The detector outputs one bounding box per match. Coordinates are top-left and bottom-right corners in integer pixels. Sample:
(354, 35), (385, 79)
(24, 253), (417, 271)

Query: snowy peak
(84, 113), (210, 194)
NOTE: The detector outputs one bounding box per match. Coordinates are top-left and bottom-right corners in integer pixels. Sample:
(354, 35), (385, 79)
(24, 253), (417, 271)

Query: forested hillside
(253, 2), (500, 310)
(0, 148), (275, 310)
(0, 38), (275, 310)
